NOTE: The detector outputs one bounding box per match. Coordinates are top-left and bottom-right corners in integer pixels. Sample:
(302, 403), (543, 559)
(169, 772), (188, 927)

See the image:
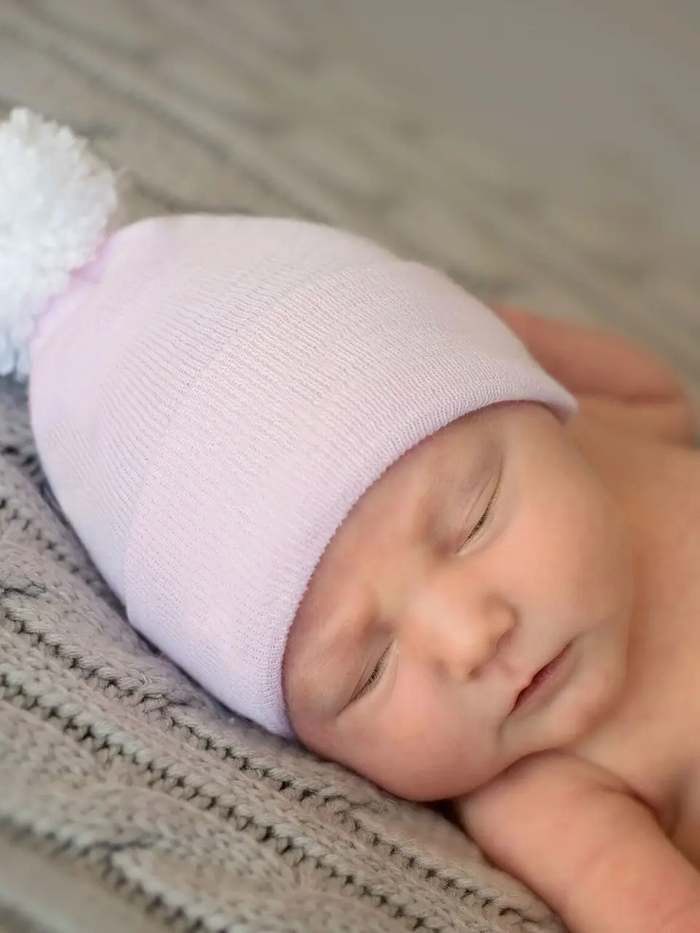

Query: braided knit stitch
(0, 379), (560, 932)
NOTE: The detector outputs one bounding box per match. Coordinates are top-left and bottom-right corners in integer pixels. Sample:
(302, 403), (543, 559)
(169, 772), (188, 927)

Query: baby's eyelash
(460, 478), (501, 550)
(353, 645), (392, 703)
(469, 501), (492, 538)
(467, 492), (495, 540)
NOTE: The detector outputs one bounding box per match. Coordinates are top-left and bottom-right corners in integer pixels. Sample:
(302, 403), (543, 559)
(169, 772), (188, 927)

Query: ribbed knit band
(28, 215), (575, 735)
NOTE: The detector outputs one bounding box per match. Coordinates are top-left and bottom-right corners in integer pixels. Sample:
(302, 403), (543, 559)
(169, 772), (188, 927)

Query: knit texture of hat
(26, 214), (575, 735)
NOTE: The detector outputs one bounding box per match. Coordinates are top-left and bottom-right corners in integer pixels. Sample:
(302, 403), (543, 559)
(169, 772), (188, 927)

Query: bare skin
(283, 305), (700, 933)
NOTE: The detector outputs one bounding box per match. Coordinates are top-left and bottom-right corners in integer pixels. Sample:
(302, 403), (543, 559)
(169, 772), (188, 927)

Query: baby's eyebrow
(425, 435), (499, 519)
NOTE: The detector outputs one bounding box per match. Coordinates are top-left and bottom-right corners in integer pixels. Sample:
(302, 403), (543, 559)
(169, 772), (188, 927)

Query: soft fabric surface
(0, 2), (697, 931)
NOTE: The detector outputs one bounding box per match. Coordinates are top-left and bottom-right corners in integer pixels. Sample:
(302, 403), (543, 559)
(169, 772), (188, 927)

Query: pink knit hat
(1, 110), (575, 736)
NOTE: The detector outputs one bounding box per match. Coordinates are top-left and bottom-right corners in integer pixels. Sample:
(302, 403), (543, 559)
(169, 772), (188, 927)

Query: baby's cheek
(572, 504), (632, 618)
(355, 679), (494, 800)
(537, 473), (624, 609)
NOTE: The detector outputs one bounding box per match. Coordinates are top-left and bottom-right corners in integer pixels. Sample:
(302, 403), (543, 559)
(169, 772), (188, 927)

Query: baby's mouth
(512, 642), (573, 714)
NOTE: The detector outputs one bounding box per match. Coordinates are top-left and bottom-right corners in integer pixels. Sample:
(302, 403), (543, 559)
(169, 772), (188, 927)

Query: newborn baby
(285, 305), (700, 933)
(3, 109), (699, 933)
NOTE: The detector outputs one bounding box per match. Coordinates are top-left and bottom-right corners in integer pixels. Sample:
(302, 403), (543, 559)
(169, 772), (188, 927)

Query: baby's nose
(401, 570), (515, 681)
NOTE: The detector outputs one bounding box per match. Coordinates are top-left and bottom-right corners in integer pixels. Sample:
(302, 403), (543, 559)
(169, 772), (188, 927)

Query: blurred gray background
(1, 0), (698, 399)
(298, 0), (700, 239)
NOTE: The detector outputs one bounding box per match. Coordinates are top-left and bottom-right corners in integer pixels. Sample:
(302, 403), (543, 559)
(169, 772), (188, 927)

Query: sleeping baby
(3, 108), (699, 933)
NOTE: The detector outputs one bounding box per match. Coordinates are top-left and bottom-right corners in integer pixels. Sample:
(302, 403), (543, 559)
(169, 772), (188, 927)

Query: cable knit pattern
(0, 376), (562, 933)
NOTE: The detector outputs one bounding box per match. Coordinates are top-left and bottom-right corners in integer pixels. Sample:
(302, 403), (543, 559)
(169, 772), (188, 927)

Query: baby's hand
(455, 752), (700, 933)
(493, 305), (695, 444)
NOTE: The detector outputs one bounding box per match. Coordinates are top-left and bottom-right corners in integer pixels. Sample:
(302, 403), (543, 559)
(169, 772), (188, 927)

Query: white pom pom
(0, 109), (118, 378)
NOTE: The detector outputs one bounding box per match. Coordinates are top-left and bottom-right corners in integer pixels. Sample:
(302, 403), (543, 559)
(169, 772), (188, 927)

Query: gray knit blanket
(1, 1), (698, 931)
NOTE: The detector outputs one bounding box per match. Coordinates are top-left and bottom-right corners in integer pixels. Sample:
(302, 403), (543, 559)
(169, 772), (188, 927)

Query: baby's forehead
(366, 412), (497, 503)
(310, 418), (497, 582)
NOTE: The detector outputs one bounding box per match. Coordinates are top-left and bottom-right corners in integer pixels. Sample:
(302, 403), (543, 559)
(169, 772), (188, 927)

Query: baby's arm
(455, 753), (700, 933)
(494, 305), (695, 444)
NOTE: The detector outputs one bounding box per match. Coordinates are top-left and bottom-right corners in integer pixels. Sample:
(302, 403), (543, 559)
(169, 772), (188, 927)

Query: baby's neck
(571, 415), (700, 825)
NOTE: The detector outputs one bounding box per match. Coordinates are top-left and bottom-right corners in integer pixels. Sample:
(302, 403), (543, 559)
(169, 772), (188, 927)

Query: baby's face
(283, 403), (634, 801)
